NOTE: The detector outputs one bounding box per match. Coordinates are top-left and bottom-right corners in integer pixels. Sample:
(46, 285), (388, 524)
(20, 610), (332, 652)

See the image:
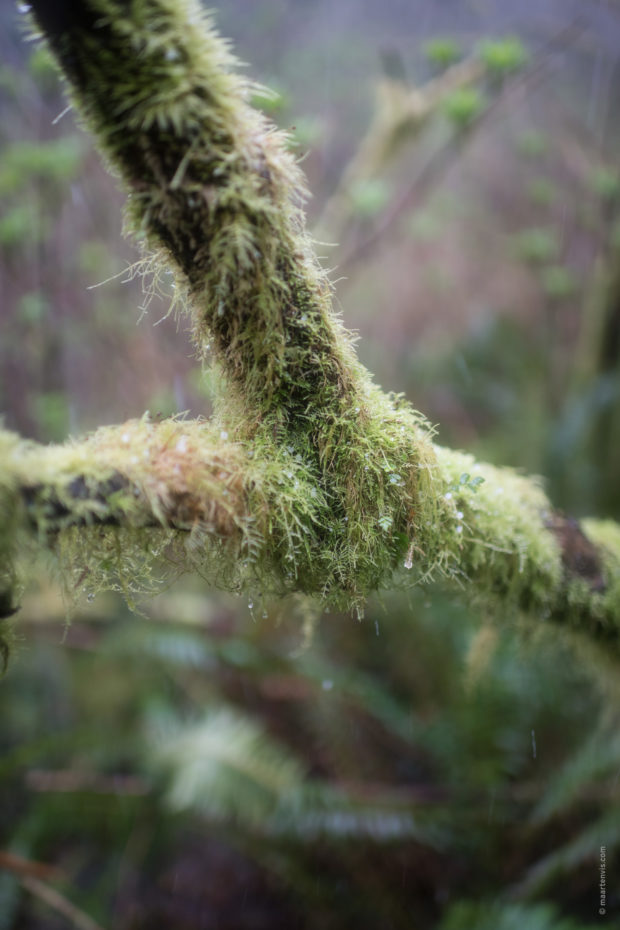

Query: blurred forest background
(1, 0), (620, 927)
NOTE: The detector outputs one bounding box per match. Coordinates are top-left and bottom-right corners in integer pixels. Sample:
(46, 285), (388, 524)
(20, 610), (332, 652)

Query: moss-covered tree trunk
(1, 0), (619, 657)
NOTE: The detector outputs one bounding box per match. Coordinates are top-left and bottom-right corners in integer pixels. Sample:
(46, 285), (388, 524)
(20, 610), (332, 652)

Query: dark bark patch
(545, 512), (606, 593)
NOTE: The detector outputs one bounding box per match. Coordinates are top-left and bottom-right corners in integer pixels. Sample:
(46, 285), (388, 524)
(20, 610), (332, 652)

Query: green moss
(433, 447), (562, 610)
(25, 0), (444, 613)
(2, 0), (615, 647)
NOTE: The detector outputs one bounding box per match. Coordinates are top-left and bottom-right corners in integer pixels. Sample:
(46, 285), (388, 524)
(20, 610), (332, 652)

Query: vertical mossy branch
(30, 0), (358, 422)
(26, 0), (440, 612)
(0, 0), (618, 647)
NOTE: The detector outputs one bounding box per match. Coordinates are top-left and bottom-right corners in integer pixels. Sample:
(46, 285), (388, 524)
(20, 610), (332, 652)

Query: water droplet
(322, 679), (333, 691)
(248, 598), (254, 609)
(87, 592), (95, 603)
(354, 407), (360, 414)
(375, 621), (380, 636)
(456, 524), (463, 534)
(444, 491), (452, 500)
(18, 3), (31, 12)
(121, 433), (130, 444)
(220, 430), (228, 440)
(456, 511), (464, 519)
(165, 48), (180, 61)
(176, 436), (188, 453)
(262, 610), (268, 619)
(404, 557), (413, 570)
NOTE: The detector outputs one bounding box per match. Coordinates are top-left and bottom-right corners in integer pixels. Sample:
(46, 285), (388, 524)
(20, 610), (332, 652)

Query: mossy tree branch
(1, 0), (619, 653)
(317, 56), (485, 245)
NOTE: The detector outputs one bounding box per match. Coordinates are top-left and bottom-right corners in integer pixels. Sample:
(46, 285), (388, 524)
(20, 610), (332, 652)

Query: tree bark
(1, 0), (618, 653)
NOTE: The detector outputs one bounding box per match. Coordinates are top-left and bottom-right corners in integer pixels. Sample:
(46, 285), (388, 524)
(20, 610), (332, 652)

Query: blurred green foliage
(514, 228), (560, 264)
(1, 582), (617, 928)
(423, 38), (461, 71)
(478, 37), (528, 79)
(441, 87), (485, 129)
(350, 178), (392, 217)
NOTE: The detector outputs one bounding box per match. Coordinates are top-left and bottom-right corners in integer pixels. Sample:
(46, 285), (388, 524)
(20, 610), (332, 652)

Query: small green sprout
(514, 228), (559, 265)
(442, 88), (484, 130)
(590, 168), (620, 203)
(448, 473), (486, 495)
(541, 265), (576, 300)
(423, 38), (461, 70)
(479, 37), (528, 77)
(350, 179), (391, 217)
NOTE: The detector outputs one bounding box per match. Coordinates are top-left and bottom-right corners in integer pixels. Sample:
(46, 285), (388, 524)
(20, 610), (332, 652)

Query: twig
(21, 875), (107, 930)
(337, 21), (586, 273)
(0, 850), (63, 883)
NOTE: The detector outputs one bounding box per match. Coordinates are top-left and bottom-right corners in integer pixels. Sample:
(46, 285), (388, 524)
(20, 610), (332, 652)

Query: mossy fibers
(2, 0), (618, 639)
(23, 0), (442, 613)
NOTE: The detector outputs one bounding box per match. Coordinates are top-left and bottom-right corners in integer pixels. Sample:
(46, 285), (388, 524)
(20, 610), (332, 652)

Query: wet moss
(0, 0), (615, 646)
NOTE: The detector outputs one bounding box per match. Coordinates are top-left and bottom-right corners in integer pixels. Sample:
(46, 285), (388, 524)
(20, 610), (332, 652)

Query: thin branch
(0, 851), (63, 883)
(20, 875), (107, 930)
(337, 21), (586, 273)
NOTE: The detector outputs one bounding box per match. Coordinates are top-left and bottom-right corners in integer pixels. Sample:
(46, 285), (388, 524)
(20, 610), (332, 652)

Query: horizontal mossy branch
(2, 0), (617, 652)
(2, 425), (619, 643)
